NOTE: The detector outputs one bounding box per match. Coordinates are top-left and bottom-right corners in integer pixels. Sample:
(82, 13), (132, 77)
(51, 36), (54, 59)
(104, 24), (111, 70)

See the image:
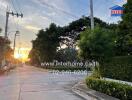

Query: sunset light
(14, 48), (31, 62)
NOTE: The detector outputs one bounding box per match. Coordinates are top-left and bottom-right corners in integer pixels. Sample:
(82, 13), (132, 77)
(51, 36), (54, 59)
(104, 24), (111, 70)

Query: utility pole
(85, 0), (94, 75)
(5, 12), (9, 38)
(5, 11), (23, 38)
(90, 0), (94, 29)
(2, 10), (23, 67)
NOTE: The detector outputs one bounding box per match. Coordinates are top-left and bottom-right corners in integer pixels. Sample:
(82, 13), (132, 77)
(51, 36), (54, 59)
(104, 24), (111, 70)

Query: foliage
(0, 36), (12, 66)
(29, 17), (117, 65)
(61, 17), (117, 48)
(28, 49), (40, 65)
(90, 66), (102, 79)
(86, 77), (132, 100)
(55, 48), (78, 62)
(29, 23), (63, 63)
(78, 27), (116, 63)
(0, 28), (2, 33)
(100, 56), (132, 82)
(117, 0), (132, 55)
(5, 46), (13, 60)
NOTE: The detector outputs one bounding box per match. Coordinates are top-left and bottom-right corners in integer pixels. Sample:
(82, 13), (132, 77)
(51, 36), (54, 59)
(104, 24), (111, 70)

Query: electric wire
(9, 0), (18, 13)
(37, 0), (79, 19)
(13, 0), (22, 13)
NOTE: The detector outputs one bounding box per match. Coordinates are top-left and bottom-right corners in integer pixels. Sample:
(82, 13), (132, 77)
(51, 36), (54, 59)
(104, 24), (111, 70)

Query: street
(0, 65), (94, 100)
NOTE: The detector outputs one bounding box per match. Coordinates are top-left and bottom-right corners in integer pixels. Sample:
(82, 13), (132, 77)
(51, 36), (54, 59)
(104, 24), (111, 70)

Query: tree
(0, 36), (12, 66)
(0, 28), (2, 33)
(28, 48), (40, 65)
(5, 46), (13, 61)
(117, 0), (132, 55)
(61, 16), (117, 48)
(78, 27), (116, 63)
(30, 23), (63, 63)
(29, 17), (117, 65)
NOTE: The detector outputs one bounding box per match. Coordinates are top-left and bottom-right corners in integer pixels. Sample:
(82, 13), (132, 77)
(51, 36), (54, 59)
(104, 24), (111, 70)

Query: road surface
(0, 65), (94, 100)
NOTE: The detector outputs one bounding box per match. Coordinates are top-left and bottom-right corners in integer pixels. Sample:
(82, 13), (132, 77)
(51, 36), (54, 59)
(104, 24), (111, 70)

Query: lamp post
(13, 31), (20, 56)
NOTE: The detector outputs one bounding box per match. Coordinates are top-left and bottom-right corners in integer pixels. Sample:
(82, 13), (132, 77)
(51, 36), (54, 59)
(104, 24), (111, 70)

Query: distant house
(110, 5), (124, 16)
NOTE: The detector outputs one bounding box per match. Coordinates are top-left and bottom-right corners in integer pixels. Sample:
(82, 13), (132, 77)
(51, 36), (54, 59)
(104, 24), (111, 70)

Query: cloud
(11, 12), (52, 32)
(0, 0), (8, 9)
(31, 0), (71, 17)
(47, 12), (56, 16)
(0, 0), (72, 48)
(25, 25), (40, 32)
(0, 1), (8, 16)
(1, 0), (72, 33)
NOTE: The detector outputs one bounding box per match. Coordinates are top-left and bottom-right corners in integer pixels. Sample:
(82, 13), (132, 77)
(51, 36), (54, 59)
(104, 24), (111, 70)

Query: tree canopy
(0, 36), (13, 66)
(78, 27), (116, 63)
(29, 16), (117, 65)
(29, 23), (63, 63)
(117, 0), (132, 55)
(61, 17), (116, 48)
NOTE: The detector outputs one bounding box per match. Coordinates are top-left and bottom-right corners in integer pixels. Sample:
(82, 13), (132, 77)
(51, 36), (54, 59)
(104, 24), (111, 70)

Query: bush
(100, 56), (132, 82)
(90, 66), (102, 78)
(86, 77), (132, 100)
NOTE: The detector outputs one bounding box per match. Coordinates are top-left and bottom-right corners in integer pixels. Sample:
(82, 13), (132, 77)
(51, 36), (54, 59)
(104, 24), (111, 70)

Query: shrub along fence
(100, 56), (132, 82)
(86, 77), (132, 100)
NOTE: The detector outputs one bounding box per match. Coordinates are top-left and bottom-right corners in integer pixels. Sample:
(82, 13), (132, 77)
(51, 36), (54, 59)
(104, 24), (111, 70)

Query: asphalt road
(0, 65), (94, 100)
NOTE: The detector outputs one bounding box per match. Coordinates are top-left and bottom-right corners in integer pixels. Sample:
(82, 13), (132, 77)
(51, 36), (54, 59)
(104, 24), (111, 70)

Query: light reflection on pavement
(0, 65), (94, 100)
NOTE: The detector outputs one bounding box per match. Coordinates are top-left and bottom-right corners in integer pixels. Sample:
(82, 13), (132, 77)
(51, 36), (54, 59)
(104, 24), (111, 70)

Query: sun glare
(14, 48), (31, 62)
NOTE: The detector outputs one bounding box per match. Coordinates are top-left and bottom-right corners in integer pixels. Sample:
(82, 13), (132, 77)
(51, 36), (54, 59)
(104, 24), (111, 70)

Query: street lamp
(13, 31), (20, 56)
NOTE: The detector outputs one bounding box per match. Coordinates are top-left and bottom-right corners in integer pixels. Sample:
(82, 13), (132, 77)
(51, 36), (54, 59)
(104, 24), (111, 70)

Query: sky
(0, 0), (127, 49)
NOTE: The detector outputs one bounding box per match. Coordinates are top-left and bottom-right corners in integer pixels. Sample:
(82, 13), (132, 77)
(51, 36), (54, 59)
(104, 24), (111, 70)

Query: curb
(72, 82), (119, 100)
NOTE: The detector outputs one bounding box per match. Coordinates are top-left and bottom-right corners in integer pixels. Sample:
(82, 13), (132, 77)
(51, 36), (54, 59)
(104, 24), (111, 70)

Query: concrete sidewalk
(72, 82), (119, 100)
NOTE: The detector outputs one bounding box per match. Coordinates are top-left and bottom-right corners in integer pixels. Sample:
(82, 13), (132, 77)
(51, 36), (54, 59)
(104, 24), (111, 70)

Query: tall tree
(30, 23), (63, 63)
(117, 0), (132, 55)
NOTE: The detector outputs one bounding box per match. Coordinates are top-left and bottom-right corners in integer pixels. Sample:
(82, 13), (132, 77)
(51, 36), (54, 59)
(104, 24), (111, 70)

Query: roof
(110, 5), (124, 10)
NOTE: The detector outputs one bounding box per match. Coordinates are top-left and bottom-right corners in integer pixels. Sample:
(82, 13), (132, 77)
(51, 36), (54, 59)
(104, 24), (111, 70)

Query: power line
(5, 11), (23, 38)
(13, 0), (22, 13)
(37, 0), (79, 19)
(9, 0), (18, 13)
(7, 0), (23, 36)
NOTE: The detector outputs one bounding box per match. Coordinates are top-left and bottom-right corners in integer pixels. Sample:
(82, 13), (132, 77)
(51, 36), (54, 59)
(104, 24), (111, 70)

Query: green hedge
(100, 56), (132, 82)
(86, 77), (132, 100)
